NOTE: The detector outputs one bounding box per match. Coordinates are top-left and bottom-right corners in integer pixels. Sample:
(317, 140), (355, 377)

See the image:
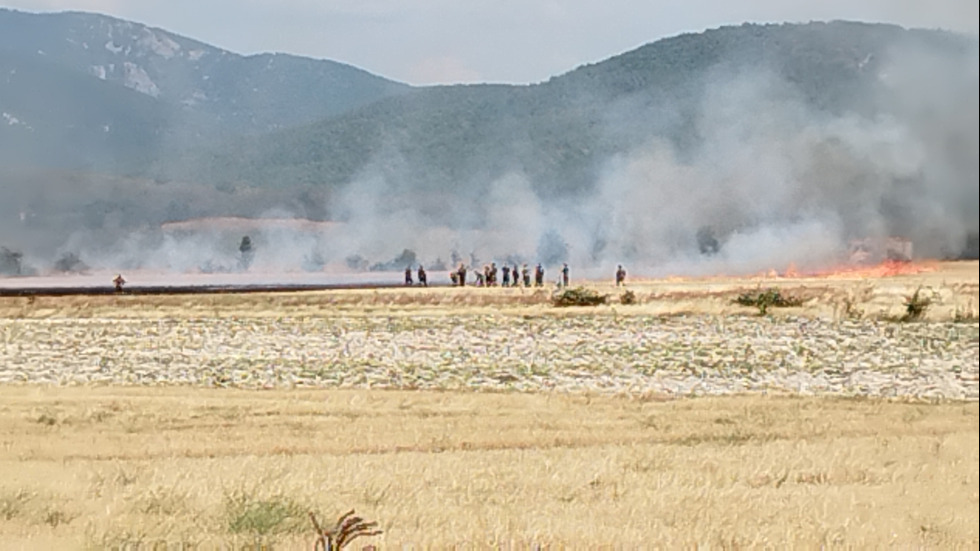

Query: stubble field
(0, 261), (977, 548)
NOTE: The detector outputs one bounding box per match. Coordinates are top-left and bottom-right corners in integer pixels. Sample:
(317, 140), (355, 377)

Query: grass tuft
(225, 490), (305, 536)
(0, 489), (33, 520)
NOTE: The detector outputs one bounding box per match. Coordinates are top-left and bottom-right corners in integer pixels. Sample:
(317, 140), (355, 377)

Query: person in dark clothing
(561, 263), (569, 287)
(404, 266), (413, 286)
(418, 265), (427, 287)
(522, 264), (530, 287)
(458, 264), (467, 287)
(501, 265), (511, 287)
(489, 263), (498, 286)
(450, 271), (459, 286)
(113, 274), (126, 292)
(534, 263), (544, 287)
(615, 265), (627, 286)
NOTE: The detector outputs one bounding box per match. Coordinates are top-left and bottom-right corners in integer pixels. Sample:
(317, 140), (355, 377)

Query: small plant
(901, 287), (931, 322)
(1, 490), (33, 520)
(620, 290), (637, 305)
(43, 507), (75, 527)
(735, 288), (803, 315)
(35, 412), (59, 426)
(225, 491), (304, 536)
(953, 303), (978, 323)
(310, 509), (382, 550)
(553, 287), (608, 307)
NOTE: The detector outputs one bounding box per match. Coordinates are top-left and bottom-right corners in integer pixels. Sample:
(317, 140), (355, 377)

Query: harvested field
(0, 310), (977, 399)
(0, 261), (977, 548)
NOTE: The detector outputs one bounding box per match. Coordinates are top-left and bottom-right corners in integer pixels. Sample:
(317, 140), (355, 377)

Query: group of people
(449, 262), (549, 288)
(404, 265), (428, 286)
(402, 262), (628, 288)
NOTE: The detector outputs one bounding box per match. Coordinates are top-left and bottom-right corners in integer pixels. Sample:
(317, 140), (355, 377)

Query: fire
(808, 259), (938, 279)
(644, 259), (938, 284)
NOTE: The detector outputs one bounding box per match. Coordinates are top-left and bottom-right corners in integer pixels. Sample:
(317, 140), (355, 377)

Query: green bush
(735, 288), (803, 315)
(553, 287), (608, 307)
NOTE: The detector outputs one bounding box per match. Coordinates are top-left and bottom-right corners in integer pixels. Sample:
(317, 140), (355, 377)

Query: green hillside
(178, 21), (976, 199)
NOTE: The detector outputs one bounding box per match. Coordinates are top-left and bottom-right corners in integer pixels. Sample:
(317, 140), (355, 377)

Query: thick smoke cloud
(7, 30), (977, 281)
(304, 41), (977, 278)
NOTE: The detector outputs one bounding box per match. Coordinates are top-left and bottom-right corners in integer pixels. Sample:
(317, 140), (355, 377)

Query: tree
(0, 247), (23, 276)
(239, 236), (255, 270)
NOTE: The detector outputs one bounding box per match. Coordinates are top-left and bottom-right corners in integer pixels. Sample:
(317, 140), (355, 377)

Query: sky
(3, 0), (979, 85)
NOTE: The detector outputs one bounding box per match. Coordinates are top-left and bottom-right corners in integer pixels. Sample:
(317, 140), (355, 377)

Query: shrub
(553, 287), (608, 307)
(901, 287), (931, 322)
(735, 288), (803, 315)
(620, 290), (637, 305)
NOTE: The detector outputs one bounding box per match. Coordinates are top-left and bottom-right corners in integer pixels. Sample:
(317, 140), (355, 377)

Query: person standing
(615, 265), (627, 286)
(561, 263), (569, 287)
(534, 263), (544, 287)
(112, 274), (126, 292)
(418, 265), (428, 287)
(404, 266), (413, 286)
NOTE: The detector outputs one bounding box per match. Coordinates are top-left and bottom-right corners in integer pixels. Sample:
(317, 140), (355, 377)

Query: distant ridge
(1, 15), (976, 263)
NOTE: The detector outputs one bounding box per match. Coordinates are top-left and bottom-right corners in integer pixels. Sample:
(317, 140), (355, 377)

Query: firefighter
(112, 274), (126, 292)
(457, 263), (467, 287)
(534, 263), (544, 287)
(404, 266), (413, 286)
(501, 265), (511, 287)
(616, 265), (627, 286)
(418, 265), (427, 287)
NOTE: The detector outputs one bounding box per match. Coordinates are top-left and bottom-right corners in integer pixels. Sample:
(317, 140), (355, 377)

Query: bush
(735, 288), (803, 315)
(620, 290), (637, 305)
(901, 287), (931, 322)
(553, 287), (608, 307)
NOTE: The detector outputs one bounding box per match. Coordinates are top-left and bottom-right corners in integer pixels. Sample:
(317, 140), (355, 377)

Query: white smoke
(27, 28), (978, 280)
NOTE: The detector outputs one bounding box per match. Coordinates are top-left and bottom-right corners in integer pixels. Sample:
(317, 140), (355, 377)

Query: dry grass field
(0, 261), (977, 548)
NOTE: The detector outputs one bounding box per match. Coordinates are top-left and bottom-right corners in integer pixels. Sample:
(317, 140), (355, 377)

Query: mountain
(159, 20), (978, 263)
(178, 21), (977, 198)
(1, 15), (977, 268)
(0, 8), (410, 170)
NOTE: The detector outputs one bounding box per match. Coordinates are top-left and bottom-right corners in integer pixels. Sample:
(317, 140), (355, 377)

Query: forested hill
(2, 17), (977, 264)
(168, 21), (976, 200)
